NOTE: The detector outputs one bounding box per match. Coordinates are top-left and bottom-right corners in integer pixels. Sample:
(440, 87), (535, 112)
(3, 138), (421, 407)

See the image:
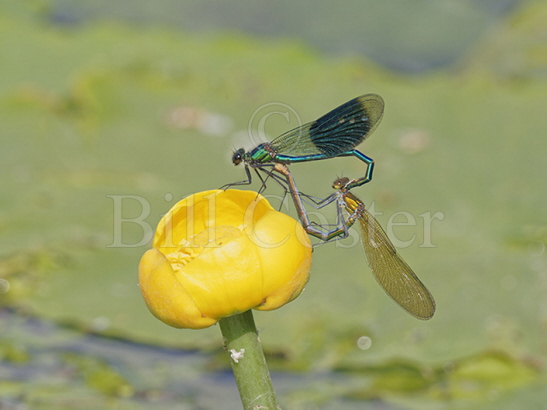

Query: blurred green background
(1, 0), (547, 408)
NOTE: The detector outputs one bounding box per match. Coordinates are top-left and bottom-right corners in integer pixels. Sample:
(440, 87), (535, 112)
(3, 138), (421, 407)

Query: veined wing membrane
(357, 206), (436, 320)
(270, 94), (384, 158)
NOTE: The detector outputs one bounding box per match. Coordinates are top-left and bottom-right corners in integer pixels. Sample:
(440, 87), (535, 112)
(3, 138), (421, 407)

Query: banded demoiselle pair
(227, 94), (435, 320)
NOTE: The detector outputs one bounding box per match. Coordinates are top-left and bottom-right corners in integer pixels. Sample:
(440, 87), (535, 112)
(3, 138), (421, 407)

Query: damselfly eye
(332, 177), (350, 189)
(232, 148), (245, 165)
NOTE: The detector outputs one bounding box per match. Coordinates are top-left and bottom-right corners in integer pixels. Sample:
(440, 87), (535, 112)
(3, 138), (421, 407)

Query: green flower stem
(219, 310), (279, 409)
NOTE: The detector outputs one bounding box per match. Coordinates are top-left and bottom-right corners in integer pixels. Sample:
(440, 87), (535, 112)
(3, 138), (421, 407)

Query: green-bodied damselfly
(229, 94), (384, 190)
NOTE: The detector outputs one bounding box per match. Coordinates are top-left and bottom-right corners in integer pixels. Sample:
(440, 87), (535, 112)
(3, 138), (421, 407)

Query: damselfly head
(332, 177), (350, 190)
(232, 148), (246, 166)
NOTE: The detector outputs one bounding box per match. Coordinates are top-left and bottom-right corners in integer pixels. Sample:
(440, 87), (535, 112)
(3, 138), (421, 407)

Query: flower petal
(138, 248), (217, 329)
(251, 210), (312, 310)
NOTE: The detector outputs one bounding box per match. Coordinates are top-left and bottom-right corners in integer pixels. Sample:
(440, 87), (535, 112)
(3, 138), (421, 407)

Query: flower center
(165, 225), (242, 272)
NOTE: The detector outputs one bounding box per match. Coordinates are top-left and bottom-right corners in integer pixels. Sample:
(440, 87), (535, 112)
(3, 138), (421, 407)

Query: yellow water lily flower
(139, 189), (312, 329)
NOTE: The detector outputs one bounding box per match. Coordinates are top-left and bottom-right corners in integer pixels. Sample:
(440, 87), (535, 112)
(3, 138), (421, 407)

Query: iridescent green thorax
(248, 143), (276, 164)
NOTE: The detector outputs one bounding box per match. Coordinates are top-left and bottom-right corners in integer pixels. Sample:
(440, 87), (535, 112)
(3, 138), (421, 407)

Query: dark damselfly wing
(270, 94), (384, 158)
